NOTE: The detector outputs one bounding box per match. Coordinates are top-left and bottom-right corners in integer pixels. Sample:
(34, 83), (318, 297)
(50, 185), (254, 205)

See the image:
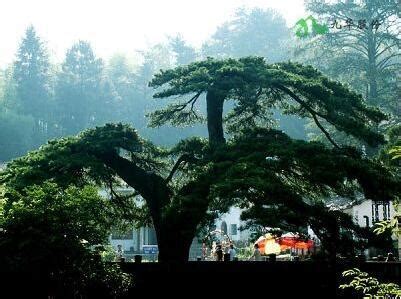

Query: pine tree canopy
(1, 57), (399, 260)
(149, 57), (386, 147)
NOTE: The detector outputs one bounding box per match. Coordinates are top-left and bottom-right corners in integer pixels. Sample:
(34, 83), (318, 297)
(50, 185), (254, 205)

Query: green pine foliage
(149, 57), (385, 147)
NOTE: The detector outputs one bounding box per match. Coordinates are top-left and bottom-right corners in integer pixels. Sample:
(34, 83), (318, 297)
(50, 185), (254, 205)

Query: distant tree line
(0, 2), (398, 162)
(0, 8), (297, 162)
(0, 27), (197, 161)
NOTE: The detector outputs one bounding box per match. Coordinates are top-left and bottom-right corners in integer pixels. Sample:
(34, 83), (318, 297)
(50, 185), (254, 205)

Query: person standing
(386, 252), (395, 262)
(249, 243), (262, 261)
(228, 244), (237, 261)
(116, 244), (124, 261)
(201, 242), (208, 260)
(216, 244), (223, 261)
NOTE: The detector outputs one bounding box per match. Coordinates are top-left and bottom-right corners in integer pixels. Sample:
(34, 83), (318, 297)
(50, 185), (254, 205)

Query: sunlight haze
(0, 0), (305, 66)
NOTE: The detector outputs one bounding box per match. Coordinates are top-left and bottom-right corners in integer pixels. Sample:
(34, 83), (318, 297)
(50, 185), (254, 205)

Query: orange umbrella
(254, 235), (267, 253)
(278, 235), (314, 250)
(255, 234), (281, 255)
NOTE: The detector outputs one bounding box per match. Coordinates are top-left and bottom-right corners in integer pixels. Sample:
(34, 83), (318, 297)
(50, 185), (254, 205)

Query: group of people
(202, 241), (237, 261)
(202, 241), (264, 261)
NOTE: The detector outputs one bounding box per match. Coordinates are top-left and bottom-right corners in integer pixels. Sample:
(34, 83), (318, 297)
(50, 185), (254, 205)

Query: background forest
(2, 0), (397, 163)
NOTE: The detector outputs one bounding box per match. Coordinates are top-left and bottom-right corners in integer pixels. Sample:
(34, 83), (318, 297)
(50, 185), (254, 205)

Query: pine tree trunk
(158, 248), (190, 263)
(206, 89), (226, 146)
(156, 230), (193, 262)
(367, 28), (378, 104)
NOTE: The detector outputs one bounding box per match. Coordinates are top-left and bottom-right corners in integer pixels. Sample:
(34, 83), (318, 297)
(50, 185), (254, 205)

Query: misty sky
(0, 0), (305, 67)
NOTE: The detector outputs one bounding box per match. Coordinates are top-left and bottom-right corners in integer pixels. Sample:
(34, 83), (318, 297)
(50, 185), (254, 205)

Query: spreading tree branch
(171, 91), (202, 114)
(375, 43), (399, 59)
(274, 84), (340, 149)
(165, 154), (199, 183)
(100, 152), (172, 226)
(311, 113), (341, 149)
(377, 53), (401, 69)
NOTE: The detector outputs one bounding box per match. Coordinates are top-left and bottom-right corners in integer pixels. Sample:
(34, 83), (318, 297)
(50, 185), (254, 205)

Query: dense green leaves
(0, 182), (132, 297)
(0, 123), (167, 230)
(378, 124), (401, 167)
(2, 183), (112, 245)
(0, 123), (149, 190)
(340, 268), (401, 296)
(210, 126), (400, 210)
(0, 110), (35, 161)
(390, 146), (401, 160)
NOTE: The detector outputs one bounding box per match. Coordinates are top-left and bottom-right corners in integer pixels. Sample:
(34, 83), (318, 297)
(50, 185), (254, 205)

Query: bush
(0, 182), (133, 297)
(340, 268), (401, 297)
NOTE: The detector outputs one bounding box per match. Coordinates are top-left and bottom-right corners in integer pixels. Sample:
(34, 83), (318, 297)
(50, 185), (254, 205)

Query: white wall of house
(109, 226), (157, 253)
(344, 200), (399, 258)
(345, 200), (395, 228)
(214, 207), (251, 242)
(308, 200), (397, 249)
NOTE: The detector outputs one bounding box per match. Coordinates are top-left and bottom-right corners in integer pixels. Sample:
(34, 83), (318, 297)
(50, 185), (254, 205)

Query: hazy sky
(0, 0), (305, 67)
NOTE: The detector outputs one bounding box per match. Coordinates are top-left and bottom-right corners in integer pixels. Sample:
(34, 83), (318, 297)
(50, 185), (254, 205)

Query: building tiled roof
(325, 193), (365, 211)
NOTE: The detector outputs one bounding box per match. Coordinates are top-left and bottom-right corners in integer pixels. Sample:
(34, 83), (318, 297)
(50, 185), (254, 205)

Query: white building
(188, 207), (252, 260)
(213, 207), (251, 242)
(343, 199), (400, 258)
(108, 226), (157, 256)
(100, 187), (158, 259)
(107, 185), (401, 260)
(108, 196), (251, 260)
(343, 200), (395, 228)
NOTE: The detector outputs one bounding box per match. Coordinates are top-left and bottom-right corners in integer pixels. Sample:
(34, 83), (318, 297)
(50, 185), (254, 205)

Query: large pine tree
(2, 57), (400, 262)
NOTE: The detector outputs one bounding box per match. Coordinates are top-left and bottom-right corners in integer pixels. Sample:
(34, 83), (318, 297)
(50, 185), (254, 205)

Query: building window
(147, 227), (157, 245)
(363, 216), (369, 228)
(354, 211), (359, 224)
(372, 202), (380, 223)
(230, 224), (237, 236)
(221, 221), (227, 235)
(383, 202), (390, 220)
